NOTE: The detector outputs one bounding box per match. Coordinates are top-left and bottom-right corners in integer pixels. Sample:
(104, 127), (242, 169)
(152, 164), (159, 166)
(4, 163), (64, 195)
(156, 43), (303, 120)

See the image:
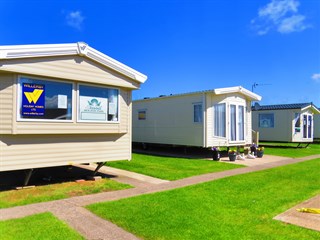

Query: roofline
(134, 86), (262, 102)
(0, 42), (147, 83)
(302, 104), (320, 114)
(253, 102), (320, 114)
(214, 86), (262, 101)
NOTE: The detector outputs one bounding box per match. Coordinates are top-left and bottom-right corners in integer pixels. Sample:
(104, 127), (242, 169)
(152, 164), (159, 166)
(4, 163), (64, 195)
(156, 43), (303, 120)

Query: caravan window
(230, 104), (245, 141)
(193, 103), (203, 123)
(302, 114), (313, 139)
(294, 113), (301, 133)
(259, 113), (274, 128)
(238, 105), (245, 140)
(78, 85), (119, 123)
(213, 103), (226, 137)
(18, 77), (73, 121)
(138, 110), (147, 120)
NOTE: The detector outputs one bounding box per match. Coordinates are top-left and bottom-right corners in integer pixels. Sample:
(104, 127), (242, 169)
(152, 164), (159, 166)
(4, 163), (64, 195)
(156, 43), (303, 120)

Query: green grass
(107, 153), (244, 180)
(261, 142), (320, 158)
(88, 158), (320, 240)
(0, 178), (131, 209)
(0, 212), (84, 240)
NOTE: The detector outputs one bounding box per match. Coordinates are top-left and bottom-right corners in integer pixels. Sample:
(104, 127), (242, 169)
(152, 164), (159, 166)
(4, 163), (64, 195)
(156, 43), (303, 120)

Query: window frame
(302, 113), (313, 139)
(258, 113), (274, 128)
(16, 75), (75, 123)
(138, 109), (147, 120)
(77, 83), (120, 123)
(229, 103), (246, 142)
(193, 102), (203, 123)
(294, 112), (301, 133)
(213, 102), (226, 138)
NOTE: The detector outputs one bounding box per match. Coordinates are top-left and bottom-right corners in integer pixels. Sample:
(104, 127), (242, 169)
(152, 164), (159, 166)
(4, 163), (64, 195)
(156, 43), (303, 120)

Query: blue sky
(1, 0), (319, 106)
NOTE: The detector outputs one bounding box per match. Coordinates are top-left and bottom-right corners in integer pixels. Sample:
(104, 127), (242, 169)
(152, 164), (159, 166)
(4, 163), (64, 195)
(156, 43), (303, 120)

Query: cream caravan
(0, 43), (147, 183)
(133, 87), (261, 148)
(252, 103), (320, 143)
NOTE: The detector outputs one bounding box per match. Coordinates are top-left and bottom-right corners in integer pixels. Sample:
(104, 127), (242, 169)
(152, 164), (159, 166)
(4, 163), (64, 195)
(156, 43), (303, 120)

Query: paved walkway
(1, 154), (319, 240)
(274, 194), (320, 232)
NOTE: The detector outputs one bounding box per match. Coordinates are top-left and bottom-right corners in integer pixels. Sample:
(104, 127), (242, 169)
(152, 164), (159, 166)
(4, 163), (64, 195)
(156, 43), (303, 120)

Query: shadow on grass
(0, 166), (117, 191)
(132, 144), (231, 160)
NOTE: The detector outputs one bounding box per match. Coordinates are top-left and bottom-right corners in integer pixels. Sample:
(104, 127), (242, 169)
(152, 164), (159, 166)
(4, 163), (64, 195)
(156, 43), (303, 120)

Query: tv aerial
(251, 82), (271, 92)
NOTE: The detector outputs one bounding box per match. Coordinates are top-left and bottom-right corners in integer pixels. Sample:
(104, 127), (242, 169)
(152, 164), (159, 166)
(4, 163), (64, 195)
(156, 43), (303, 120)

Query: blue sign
(22, 83), (45, 117)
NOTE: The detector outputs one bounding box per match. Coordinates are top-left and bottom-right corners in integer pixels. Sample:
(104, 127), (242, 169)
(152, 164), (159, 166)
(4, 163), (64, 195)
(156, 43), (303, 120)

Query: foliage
(88, 159), (320, 240)
(228, 149), (237, 154)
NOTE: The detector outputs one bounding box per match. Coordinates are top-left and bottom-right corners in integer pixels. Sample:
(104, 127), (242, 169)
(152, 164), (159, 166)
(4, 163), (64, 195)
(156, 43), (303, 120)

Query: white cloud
(277, 15), (308, 33)
(258, 0), (299, 22)
(311, 73), (320, 83)
(251, 0), (310, 35)
(66, 11), (84, 31)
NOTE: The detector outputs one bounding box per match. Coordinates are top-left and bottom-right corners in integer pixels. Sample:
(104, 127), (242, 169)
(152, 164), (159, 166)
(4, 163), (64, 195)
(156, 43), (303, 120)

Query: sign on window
(22, 83), (45, 117)
(79, 96), (108, 121)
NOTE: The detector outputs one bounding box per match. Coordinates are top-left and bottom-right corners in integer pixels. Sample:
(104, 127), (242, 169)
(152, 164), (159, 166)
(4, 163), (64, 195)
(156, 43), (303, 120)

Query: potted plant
(257, 147), (264, 158)
(211, 147), (220, 161)
(250, 143), (257, 156)
(228, 149), (237, 161)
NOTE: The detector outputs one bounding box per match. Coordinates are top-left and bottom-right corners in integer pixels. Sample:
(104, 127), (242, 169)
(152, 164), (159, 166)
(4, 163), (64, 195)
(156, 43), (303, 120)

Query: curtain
(303, 115), (307, 138)
(230, 105), (236, 141)
(214, 103), (226, 137)
(308, 115), (312, 138)
(238, 105), (244, 140)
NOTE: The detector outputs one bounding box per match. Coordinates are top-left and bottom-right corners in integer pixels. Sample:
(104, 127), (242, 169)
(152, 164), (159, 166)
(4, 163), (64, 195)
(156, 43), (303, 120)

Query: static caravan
(133, 86), (261, 148)
(252, 103), (320, 143)
(0, 43), (147, 180)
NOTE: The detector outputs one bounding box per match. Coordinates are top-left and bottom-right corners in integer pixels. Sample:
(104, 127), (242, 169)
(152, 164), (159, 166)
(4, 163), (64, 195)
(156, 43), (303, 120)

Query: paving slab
(219, 154), (291, 166)
(51, 201), (139, 240)
(79, 163), (169, 186)
(274, 194), (320, 232)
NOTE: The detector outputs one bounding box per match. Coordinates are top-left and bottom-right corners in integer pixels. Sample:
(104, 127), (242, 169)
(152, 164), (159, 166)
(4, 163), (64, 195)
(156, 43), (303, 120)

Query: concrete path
(1, 154), (319, 240)
(274, 194), (320, 232)
(219, 154), (290, 167)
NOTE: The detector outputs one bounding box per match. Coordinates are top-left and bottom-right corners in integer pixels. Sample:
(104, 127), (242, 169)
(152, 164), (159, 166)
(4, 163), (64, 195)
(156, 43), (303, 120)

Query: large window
(193, 103), (203, 123)
(18, 77), (120, 123)
(303, 114), (313, 139)
(213, 103), (226, 137)
(230, 104), (245, 141)
(238, 105), (245, 140)
(18, 77), (73, 121)
(294, 113), (301, 133)
(78, 85), (119, 122)
(230, 105), (237, 141)
(259, 113), (274, 128)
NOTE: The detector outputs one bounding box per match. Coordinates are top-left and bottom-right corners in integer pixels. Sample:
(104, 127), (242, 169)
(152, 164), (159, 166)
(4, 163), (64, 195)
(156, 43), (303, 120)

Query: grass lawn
(107, 153), (244, 180)
(0, 212), (84, 240)
(0, 178), (131, 209)
(88, 158), (320, 240)
(261, 142), (320, 158)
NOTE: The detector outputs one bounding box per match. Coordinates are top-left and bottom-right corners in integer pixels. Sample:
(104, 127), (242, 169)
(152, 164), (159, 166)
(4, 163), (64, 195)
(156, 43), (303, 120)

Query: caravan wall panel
(0, 133), (131, 171)
(0, 73), (14, 134)
(133, 94), (204, 147)
(0, 56), (140, 89)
